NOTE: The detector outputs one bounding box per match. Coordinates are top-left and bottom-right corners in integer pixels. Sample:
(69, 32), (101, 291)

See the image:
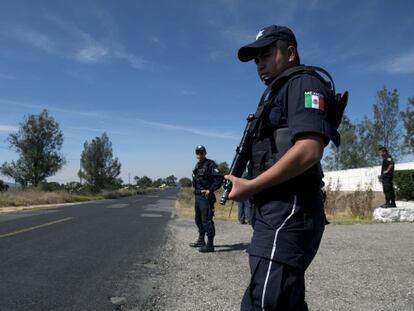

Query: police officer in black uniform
(378, 146), (396, 207)
(224, 25), (342, 310)
(190, 145), (223, 253)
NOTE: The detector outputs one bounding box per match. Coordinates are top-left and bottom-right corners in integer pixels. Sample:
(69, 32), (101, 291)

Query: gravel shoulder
(133, 217), (414, 311)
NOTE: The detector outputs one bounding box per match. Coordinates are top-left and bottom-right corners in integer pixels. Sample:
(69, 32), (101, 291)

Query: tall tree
(0, 110), (65, 187)
(152, 178), (165, 188)
(179, 177), (192, 187)
(324, 115), (376, 170)
(165, 175), (177, 186)
(324, 115), (368, 170)
(216, 161), (230, 175)
(78, 132), (121, 190)
(135, 176), (152, 188)
(371, 86), (402, 159)
(401, 96), (414, 154)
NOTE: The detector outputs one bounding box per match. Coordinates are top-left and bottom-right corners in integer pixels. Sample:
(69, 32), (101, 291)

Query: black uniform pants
(382, 177), (396, 206)
(241, 256), (308, 311)
(194, 194), (215, 238)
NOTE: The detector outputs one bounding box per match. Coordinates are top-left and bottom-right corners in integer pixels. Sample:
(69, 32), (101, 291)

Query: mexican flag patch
(304, 91), (325, 111)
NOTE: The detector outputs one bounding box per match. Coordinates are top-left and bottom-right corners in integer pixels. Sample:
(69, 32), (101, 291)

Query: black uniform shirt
(192, 158), (223, 192)
(270, 73), (334, 145)
(248, 73), (335, 269)
(381, 155), (394, 177)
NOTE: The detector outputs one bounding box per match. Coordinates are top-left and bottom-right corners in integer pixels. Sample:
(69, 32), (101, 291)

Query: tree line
(324, 87), (413, 171)
(0, 109), (177, 191)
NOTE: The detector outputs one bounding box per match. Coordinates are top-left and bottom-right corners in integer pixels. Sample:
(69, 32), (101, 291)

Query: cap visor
(238, 37), (276, 62)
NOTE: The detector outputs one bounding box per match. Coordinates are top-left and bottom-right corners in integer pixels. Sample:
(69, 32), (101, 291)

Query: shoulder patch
(304, 91), (325, 111)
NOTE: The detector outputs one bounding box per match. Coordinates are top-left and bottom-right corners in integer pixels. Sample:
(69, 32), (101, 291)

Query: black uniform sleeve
(192, 164), (197, 188)
(283, 74), (333, 145)
(385, 156), (394, 165)
(208, 161), (224, 192)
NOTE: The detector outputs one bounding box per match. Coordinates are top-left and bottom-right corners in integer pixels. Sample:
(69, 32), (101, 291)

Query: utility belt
(194, 189), (207, 195)
(251, 180), (323, 206)
(194, 189), (217, 204)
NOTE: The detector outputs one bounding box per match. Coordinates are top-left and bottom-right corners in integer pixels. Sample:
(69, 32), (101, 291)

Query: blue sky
(0, 0), (413, 184)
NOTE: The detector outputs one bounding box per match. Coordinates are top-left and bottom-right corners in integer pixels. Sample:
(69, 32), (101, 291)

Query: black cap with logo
(238, 25), (298, 62)
(195, 145), (207, 154)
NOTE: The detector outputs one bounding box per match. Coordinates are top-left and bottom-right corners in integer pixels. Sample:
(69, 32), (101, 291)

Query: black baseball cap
(195, 145), (206, 154)
(238, 25), (298, 62)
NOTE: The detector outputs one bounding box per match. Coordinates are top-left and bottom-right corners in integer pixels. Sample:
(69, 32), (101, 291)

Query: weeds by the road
(176, 187), (239, 222)
(177, 186), (385, 224)
(0, 187), (158, 208)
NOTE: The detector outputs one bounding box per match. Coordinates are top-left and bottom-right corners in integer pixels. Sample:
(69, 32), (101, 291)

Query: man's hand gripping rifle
(220, 113), (256, 205)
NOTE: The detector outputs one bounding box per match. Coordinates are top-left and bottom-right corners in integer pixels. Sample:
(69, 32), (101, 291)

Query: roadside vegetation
(0, 185), (161, 208)
(176, 187), (239, 222)
(176, 180), (385, 225)
(0, 109), (178, 209)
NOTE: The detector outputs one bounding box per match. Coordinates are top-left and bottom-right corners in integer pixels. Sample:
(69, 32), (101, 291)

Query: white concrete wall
(323, 162), (414, 191)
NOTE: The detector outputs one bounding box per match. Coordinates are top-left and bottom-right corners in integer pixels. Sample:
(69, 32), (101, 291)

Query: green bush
(394, 170), (414, 200)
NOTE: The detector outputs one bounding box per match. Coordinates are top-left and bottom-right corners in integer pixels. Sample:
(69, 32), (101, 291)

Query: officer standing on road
(190, 145), (223, 253)
(224, 25), (344, 310)
(378, 147), (396, 208)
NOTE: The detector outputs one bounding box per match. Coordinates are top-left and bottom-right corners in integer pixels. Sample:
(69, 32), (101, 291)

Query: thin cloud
(4, 17), (148, 70)
(1, 99), (101, 118)
(379, 51), (414, 74)
(138, 119), (238, 140)
(9, 27), (53, 52)
(179, 89), (197, 96)
(75, 43), (109, 63)
(2, 99), (236, 140)
(65, 126), (130, 136)
(0, 125), (18, 133)
(114, 51), (148, 69)
(0, 73), (14, 80)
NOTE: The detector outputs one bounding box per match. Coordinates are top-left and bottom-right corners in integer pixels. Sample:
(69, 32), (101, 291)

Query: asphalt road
(0, 189), (177, 311)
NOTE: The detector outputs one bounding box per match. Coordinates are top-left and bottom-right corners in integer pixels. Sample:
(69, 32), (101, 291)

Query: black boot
(189, 234), (205, 248)
(199, 237), (214, 253)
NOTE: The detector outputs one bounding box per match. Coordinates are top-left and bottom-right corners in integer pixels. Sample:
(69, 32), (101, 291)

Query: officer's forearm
(249, 135), (324, 194)
(384, 164), (393, 174)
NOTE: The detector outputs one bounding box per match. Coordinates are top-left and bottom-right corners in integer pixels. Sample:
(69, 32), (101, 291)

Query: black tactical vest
(248, 67), (344, 197)
(193, 160), (212, 190)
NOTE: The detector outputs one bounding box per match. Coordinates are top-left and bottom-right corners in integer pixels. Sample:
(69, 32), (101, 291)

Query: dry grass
(0, 187), (159, 208)
(0, 188), (101, 207)
(177, 186), (386, 225)
(176, 187), (239, 222)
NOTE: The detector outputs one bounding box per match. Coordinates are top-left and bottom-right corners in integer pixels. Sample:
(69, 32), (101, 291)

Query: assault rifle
(220, 113), (256, 205)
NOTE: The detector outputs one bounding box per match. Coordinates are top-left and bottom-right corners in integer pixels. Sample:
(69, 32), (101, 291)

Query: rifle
(220, 113), (256, 205)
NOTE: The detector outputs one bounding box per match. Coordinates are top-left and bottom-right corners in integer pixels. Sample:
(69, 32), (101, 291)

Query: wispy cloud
(75, 43), (109, 64)
(375, 50), (414, 74)
(0, 99), (101, 118)
(0, 73), (14, 80)
(179, 89), (197, 96)
(0, 125), (18, 133)
(2, 16), (148, 70)
(138, 119), (238, 140)
(65, 126), (129, 136)
(9, 27), (53, 52)
(2, 99), (237, 140)
(114, 51), (148, 69)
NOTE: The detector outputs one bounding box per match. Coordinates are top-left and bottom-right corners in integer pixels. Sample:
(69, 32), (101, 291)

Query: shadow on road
(214, 243), (249, 252)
